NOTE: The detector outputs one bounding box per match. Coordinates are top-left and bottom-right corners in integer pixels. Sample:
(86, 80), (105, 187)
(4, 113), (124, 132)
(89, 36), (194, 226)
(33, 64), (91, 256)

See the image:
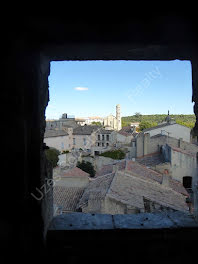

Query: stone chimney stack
(162, 169), (170, 187)
(143, 133), (150, 156)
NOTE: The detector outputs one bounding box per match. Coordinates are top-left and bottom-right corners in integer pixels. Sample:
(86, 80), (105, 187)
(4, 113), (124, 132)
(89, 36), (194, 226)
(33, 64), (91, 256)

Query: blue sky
(46, 60), (193, 119)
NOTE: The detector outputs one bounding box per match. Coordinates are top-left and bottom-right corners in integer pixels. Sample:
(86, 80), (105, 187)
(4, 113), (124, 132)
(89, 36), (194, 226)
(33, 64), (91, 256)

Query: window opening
(44, 60), (196, 226)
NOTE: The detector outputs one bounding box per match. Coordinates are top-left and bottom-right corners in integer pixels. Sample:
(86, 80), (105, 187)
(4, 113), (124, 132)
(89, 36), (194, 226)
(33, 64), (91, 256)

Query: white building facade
(143, 122), (191, 143)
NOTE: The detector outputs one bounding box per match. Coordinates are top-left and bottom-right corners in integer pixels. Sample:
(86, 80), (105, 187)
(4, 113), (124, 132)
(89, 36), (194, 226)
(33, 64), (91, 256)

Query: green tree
(134, 112), (142, 119)
(121, 120), (131, 127)
(77, 160), (96, 177)
(122, 114), (196, 126)
(45, 147), (60, 168)
(99, 150), (125, 160)
(139, 121), (158, 131)
(91, 121), (102, 126)
(176, 120), (195, 129)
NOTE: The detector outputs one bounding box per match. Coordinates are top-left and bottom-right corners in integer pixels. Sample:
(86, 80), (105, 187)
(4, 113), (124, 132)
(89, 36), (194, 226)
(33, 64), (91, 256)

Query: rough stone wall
(151, 162), (171, 175)
(93, 156), (123, 171)
(130, 145), (136, 158)
(136, 133), (144, 157)
(3, 17), (198, 256)
(4, 46), (52, 254)
(38, 54), (54, 243)
(87, 198), (102, 213)
(104, 196), (127, 214)
(190, 60), (198, 220)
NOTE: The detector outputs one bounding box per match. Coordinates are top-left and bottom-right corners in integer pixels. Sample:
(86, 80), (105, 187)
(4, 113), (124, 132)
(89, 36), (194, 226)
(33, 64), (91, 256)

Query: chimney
(162, 169), (170, 187)
(143, 133), (150, 156)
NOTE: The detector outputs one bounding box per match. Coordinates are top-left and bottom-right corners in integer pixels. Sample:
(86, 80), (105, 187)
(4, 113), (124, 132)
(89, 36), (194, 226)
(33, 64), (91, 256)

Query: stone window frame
(39, 44), (198, 237)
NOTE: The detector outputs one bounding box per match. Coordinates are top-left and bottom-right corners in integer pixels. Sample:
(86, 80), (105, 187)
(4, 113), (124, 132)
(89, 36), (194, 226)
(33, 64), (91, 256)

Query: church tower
(116, 104), (122, 130)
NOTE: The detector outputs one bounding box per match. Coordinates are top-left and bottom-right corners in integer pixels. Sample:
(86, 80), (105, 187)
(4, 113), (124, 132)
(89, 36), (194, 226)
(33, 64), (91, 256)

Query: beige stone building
(72, 125), (99, 151)
(46, 113), (79, 130)
(111, 126), (136, 147)
(135, 141), (198, 215)
(142, 120), (191, 142)
(103, 104), (122, 131)
(44, 128), (74, 152)
(44, 130), (70, 152)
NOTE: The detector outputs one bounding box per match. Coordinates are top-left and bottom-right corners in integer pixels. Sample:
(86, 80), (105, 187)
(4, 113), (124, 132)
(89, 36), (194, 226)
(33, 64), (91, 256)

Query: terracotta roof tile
(108, 171), (189, 213)
(95, 164), (113, 177)
(77, 173), (115, 208)
(53, 186), (84, 212)
(136, 153), (165, 167)
(62, 167), (90, 177)
(126, 161), (188, 196)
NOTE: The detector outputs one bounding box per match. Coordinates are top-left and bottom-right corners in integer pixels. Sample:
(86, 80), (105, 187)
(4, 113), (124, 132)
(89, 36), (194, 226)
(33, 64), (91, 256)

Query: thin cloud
(74, 87), (89, 91)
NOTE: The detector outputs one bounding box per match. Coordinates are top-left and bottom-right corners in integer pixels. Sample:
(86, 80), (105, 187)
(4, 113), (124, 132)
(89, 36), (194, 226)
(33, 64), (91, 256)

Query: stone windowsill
(48, 211), (198, 231)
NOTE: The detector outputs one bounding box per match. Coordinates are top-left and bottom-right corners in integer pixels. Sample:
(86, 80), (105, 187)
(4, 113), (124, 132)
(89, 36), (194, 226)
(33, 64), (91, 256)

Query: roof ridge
(105, 172), (115, 196)
(127, 160), (162, 176)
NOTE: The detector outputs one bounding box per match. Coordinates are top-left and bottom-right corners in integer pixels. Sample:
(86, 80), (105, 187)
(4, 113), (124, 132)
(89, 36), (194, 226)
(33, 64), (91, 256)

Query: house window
(98, 143), (100, 146)
(73, 138), (75, 145)
(102, 143), (104, 147)
(61, 142), (64, 149)
(106, 135), (109, 141)
(183, 176), (192, 189)
(98, 135), (100, 140)
(102, 135), (104, 140)
(83, 138), (86, 146)
(106, 143), (109, 147)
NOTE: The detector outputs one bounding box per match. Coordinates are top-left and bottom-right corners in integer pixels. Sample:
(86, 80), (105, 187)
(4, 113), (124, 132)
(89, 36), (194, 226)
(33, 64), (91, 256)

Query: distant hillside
(122, 114), (195, 129)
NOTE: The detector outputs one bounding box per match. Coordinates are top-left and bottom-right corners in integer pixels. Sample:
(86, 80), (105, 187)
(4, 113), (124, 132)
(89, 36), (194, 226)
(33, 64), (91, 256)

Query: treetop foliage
(99, 149), (125, 160)
(77, 160), (96, 177)
(122, 114), (195, 130)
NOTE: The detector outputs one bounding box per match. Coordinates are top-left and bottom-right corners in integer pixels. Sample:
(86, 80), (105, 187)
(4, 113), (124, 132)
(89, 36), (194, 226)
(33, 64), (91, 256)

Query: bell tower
(116, 104), (122, 130)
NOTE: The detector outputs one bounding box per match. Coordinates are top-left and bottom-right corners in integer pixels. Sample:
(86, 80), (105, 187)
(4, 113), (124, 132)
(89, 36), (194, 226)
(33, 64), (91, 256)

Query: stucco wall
(148, 123), (191, 142)
(136, 133), (198, 158)
(103, 196), (127, 214)
(130, 146), (136, 158)
(57, 154), (66, 166)
(73, 133), (96, 150)
(152, 162), (171, 175)
(95, 156), (122, 170)
(44, 135), (70, 152)
(170, 148), (197, 183)
(136, 133), (144, 157)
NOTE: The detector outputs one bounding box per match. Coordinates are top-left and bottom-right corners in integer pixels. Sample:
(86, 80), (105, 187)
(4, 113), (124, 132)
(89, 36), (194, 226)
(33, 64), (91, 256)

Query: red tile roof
(118, 126), (135, 137)
(95, 164), (113, 177)
(54, 186), (84, 212)
(126, 161), (189, 196)
(62, 167), (90, 177)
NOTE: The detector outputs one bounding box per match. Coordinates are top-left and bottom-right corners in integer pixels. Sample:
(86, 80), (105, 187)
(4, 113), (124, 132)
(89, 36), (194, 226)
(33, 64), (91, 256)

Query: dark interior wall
(1, 15), (198, 257)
